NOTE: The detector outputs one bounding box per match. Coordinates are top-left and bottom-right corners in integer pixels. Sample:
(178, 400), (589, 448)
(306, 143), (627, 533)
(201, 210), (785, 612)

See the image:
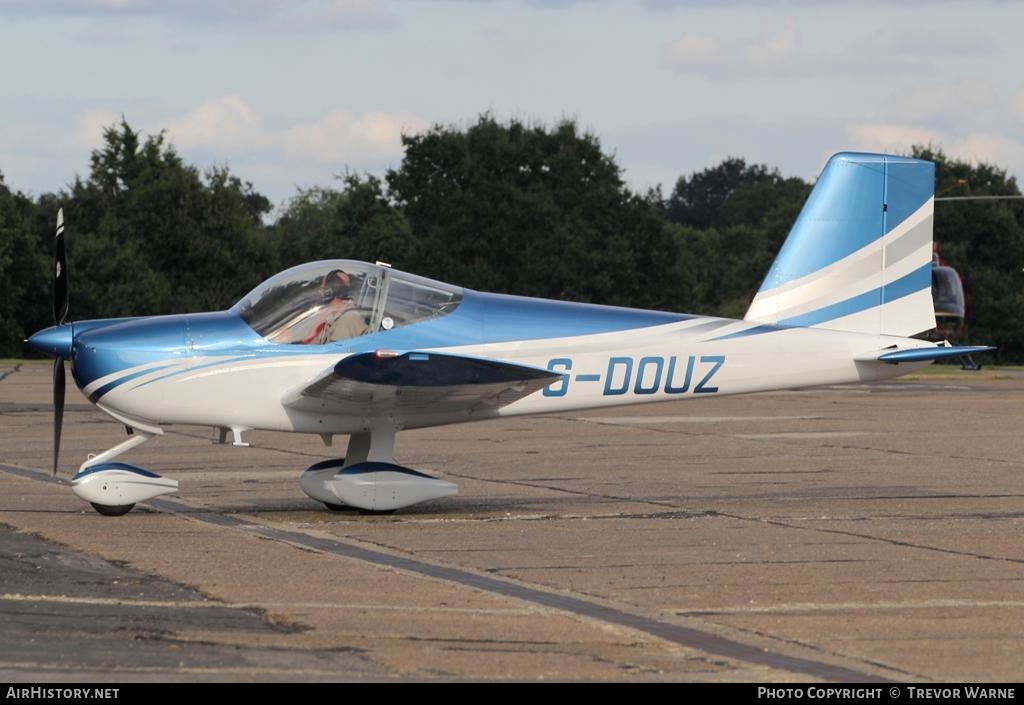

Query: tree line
(1, 115), (1021, 361)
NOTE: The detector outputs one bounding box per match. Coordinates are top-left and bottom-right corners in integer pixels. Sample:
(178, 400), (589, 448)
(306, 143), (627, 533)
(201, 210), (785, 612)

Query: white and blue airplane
(27, 152), (993, 516)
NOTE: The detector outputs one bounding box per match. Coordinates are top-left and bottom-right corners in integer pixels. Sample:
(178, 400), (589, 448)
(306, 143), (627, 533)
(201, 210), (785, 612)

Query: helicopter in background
(927, 245), (979, 370)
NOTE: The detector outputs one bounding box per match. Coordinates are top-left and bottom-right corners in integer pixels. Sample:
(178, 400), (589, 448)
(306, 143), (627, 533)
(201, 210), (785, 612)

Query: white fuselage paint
(86, 316), (932, 436)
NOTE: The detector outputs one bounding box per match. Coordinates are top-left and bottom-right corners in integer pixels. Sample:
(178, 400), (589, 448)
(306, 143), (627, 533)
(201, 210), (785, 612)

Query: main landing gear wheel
(89, 502), (135, 517)
(299, 428), (458, 513)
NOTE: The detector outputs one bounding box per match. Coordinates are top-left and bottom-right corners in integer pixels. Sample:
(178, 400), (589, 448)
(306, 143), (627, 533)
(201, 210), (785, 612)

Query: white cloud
(847, 121), (1024, 171)
(268, 0), (399, 34)
(47, 94), (423, 206)
(0, 152), (50, 180)
(352, 112), (424, 147)
(163, 95), (264, 152)
(662, 21), (804, 77)
(123, 95), (427, 167)
(282, 109), (426, 163)
(1011, 89), (1024, 120)
(662, 33), (723, 68)
(846, 122), (944, 153)
(879, 81), (995, 125)
(645, 0), (987, 8)
(71, 108), (122, 150)
(746, 20), (798, 65)
(949, 132), (1024, 168)
(608, 114), (847, 189)
(662, 22), (996, 79)
(53, 96), (427, 205)
(886, 27), (996, 59)
(0, 0), (399, 33)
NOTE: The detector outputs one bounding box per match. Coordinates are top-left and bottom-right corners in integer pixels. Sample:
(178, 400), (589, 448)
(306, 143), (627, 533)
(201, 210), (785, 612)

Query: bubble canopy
(232, 260), (463, 344)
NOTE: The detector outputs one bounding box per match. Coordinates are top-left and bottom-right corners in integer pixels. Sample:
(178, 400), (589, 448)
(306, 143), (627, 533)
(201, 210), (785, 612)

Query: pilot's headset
(320, 270), (352, 303)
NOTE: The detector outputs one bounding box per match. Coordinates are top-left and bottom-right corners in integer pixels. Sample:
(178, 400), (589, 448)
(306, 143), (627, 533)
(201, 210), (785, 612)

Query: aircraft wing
(282, 351), (562, 417)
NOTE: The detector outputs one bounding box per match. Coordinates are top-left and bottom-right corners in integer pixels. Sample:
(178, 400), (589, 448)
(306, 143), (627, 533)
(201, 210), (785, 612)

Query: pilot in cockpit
(305, 269), (368, 344)
(260, 268), (369, 345)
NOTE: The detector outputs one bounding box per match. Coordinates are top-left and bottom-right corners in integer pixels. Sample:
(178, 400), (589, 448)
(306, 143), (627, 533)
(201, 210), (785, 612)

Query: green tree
(63, 119), (274, 317)
(0, 172), (48, 356)
(275, 173), (412, 270)
(669, 223), (782, 319)
(386, 115), (678, 308)
(665, 157), (809, 233)
(664, 158), (810, 316)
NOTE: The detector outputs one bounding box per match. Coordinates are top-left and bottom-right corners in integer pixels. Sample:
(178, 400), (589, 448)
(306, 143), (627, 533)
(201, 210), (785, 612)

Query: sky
(1, 0), (1022, 211)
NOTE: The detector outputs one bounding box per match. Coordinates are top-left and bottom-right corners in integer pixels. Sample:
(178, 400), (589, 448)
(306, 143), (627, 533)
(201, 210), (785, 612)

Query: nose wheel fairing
(71, 429), (178, 516)
(71, 462), (178, 512)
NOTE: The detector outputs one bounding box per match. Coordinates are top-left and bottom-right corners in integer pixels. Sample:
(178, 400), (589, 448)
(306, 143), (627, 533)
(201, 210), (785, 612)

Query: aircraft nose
(27, 325), (73, 358)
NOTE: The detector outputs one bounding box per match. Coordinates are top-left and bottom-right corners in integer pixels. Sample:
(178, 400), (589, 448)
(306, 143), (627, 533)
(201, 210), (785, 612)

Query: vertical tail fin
(745, 152), (935, 337)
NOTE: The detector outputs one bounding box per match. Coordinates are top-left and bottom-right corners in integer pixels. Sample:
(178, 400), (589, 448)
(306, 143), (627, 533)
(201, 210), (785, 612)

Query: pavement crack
(717, 511), (1024, 565)
(709, 620), (923, 681)
(0, 363), (22, 383)
(442, 470), (683, 511)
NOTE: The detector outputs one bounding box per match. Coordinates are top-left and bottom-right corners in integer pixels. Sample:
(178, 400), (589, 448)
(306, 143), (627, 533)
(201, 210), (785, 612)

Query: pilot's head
(321, 270), (352, 303)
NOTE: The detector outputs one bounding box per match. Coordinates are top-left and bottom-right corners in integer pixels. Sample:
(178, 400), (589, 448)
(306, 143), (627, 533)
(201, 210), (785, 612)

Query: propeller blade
(54, 208), (68, 326)
(53, 358), (65, 476)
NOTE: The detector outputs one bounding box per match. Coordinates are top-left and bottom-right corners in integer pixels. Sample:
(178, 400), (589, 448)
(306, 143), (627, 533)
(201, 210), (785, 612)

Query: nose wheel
(89, 502), (136, 517)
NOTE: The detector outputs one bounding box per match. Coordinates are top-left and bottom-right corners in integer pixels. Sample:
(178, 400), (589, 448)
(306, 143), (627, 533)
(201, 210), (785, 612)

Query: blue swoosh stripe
(776, 262), (931, 329)
(128, 355), (267, 391)
(73, 461), (163, 481)
(88, 364), (176, 404)
(709, 324), (791, 342)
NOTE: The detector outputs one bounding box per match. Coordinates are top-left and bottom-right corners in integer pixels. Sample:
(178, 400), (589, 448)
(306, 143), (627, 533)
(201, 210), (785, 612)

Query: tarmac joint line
(137, 493), (896, 683)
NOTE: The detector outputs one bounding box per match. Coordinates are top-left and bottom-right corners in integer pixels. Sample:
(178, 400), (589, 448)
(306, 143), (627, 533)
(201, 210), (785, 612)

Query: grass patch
(900, 364), (1024, 380)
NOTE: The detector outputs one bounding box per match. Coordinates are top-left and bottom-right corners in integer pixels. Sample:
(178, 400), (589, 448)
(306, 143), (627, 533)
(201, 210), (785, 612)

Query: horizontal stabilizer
(857, 345), (995, 365)
(283, 351), (561, 417)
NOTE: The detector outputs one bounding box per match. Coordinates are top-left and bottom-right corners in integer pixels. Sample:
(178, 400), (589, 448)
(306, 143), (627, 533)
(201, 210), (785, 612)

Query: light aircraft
(27, 152), (993, 516)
